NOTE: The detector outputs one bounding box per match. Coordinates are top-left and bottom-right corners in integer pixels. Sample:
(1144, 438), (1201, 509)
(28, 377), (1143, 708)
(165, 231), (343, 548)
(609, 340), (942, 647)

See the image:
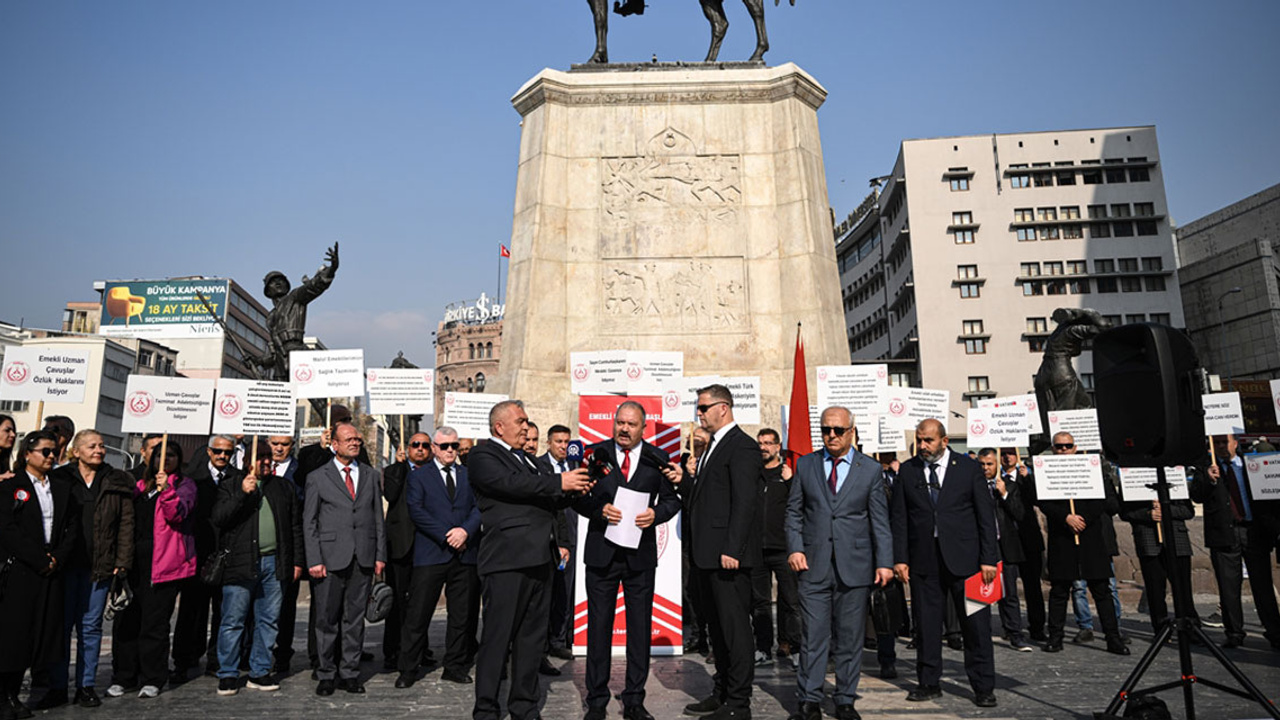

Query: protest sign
(442, 392), (509, 438)
(624, 351), (683, 396)
(977, 393), (1043, 435)
(290, 349), (365, 399)
(1272, 379), (1280, 425)
(816, 364), (888, 415)
(570, 351), (626, 395)
(967, 406), (1029, 448)
(122, 376), (216, 435)
(1203, 392), (1245, 436)
(366, 368), (435, 415)
(1118, 466), (1190, 502)
(661, 375), (721, 424)
(0, 346), (90, 404)
(718, 376), (761, 425)
(883, 387), (952, 432)
(1244, 453), (1280, 501)
(1032, 454), (1107, 501)
(1047, 409), (1102, 452)
(212, 379), (296, 436)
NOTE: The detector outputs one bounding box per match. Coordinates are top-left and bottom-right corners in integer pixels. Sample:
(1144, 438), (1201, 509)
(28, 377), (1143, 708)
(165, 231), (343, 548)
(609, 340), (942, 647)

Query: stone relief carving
(601, 127), (741, 229)
(601, 257), (748, 335)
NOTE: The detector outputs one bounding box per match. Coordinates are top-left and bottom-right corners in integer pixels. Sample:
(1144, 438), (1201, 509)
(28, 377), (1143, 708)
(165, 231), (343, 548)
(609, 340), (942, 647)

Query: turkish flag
(786, 325), (812, 468)
(499, 244), (510, 258)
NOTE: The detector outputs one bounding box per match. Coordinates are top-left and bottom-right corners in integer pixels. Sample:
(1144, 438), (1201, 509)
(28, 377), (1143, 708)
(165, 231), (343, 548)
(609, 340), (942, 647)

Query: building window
(1056, 167), (1076, 186)
(104, 360), (131, 383)
(968, 376), (990, 393)
(1044, 261), (1063, 276)
(1088, 204), (1108, 220)
(1067, 260), (1087, 275)
(1119, 258), (1139, 272)
(1129, 159), (1150, 182)
(1089, 222), (1111, 239)
(1081, 372), (1095, 390)
(0, 400), (30, 413)
(1120, 277), (1143, 292)
(468, 377), (475, 392)
(1061, 206), (1081, 220)
(1097, 277), (1118, 293)
(1029, 338), (1047, 352)
(957, 264), (979, 279)
(1034, 170), (1054, 187)
(958, 282), (981, 298)
(1151, 313), (1171, 325)
(99, 396), (124, 419)
(1141, 257), (1163, 271)
(1027, 317), (1048, 333)
(468, 343), (475, 360)
(1039, 225), (1059, 240)
(963, 320), (984, 335)
(965, 338), (987, 354)
(950, 177), (969, 191)
(1105, 165), (1128, 183)
(1126, 314), (1147, 325)
(1145, 276), (1167, 292)
(952, 211), (973, 225)
(139, 350), (154, 368)
(1102, 314), (1122, 328)
(1023, 281), (1043, 296)
(1111, 203), (1131, 218)
(1136, 220), (1158, 235)
(1037, 207), (1058, 222)
(1113, 221), (1134, 237)
(1069, 278), (1091, 294)
(1134, 202), (1155, 216)
(486, 341), (494, 358)
(1046, 280), (1067, 295)
(1095, 259), (1115, 274)
(475, 372), (486, 391)
(1082, 161), (1103, 184)
(1010, 164), (1030, 189)
(1061, 223), (1083, 239)
(888, 372), (911, 387)
(1017, 228), (1037, 242)
(1021, 262), (1041, 277)
(953, 229), (975, 244)
(1014, 208), (1035, 223)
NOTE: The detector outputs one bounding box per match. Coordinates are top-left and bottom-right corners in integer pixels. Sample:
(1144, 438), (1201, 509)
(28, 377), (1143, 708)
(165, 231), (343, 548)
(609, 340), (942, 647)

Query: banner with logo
(623, 351), (683, 396)
(1047, 409), (1102, 452)
(1032, 454), (1107, 501)
(441, 392), (509, 439)
(570, 350), (626, 395)
(1244, 452), (1280, 501)
(289, 349), (365, 399)
(121, 376), (216, 435)
(574, 395), (681, 655)
(815, 364), (888, 416)
(661, 375), (724, 424)
(976, 393), (1043, 435)
(0, 346), (90, 404)
(966, 406), (1029, 448)
(883, 387), (951, 433)
(211, 379), (296, 436)
(366, 368), (435, 415)
(1118, 466), (1190, 502)
(98, 279), (229, 338)
(1271, 380), (1280, 426)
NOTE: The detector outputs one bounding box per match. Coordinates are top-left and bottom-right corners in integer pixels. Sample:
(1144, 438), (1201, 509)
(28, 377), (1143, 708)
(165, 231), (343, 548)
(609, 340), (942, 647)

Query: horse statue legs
(702, 0), (769, 62)
(587, 0), (609, 63)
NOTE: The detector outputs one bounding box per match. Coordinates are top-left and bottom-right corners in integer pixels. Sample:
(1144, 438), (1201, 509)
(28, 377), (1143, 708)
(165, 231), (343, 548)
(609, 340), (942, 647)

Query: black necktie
(444, 466), (456, 502)
(216, 471), (224, 485)
(928, 463), (941, 506)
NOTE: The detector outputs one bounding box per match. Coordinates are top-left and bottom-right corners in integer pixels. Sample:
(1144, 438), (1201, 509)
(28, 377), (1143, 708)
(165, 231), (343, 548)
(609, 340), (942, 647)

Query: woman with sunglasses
(107, 441), (196, 700)
(42, 430), (135, 709)
(0, 430), (77, 720)
(0, 414), (16, 479)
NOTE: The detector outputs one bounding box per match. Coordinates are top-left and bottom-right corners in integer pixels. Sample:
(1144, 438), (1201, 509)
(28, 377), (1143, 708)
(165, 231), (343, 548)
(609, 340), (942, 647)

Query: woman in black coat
(0, 430), (77, 719)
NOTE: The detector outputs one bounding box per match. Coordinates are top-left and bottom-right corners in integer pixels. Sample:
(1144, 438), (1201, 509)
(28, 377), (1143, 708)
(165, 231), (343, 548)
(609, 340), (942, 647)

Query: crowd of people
(0, 385), (1278, 720)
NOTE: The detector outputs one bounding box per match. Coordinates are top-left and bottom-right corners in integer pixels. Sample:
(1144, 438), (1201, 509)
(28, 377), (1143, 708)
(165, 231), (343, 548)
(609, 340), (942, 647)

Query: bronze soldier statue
(254, 243), (339, 382)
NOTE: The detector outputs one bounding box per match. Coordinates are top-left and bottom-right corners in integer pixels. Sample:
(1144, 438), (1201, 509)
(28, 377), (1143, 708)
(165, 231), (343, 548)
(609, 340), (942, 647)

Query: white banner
(1118, 466), (1190, 502)
(661, 375), (721, 424)
(624, 351), (684, 396)
(883, 387), (951, 433)
(1272, 379), (1280, 426)
(366, 368), (435, 416)
(878, 415), (908, 453)
(966, 406), (1029, 447)
(815, 364), (888, 416)
(977, 393), (1043, 435)
(442, 392), (509, 439)
(0, 346), (90, 404)
(290, 349), (365, 399)
(570, 350), (626, 395)
(1203, 392), (1245, 436)
(1047, 409), (1102, 452)
(121, 376), (216, 435)
(719, 376), (761, 425)
(1244, 452), (1280, 501)
(1032, 454), (1107, 501)
(212, 379), (296, 436)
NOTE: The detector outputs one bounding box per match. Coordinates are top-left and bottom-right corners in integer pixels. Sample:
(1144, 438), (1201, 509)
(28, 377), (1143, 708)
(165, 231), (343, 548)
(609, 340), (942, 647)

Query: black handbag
(104, 571), (133, 621)
(201, 548), (230, 586)
(869, 580), (906, 637)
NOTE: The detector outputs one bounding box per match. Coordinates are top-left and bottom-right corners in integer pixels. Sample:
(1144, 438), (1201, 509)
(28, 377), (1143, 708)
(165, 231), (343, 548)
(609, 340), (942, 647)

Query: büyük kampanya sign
(99, 279), (229, 338)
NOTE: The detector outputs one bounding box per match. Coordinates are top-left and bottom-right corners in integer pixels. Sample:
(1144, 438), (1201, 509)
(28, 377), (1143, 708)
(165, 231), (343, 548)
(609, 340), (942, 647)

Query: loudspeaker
(1093, 323), (1205, 467)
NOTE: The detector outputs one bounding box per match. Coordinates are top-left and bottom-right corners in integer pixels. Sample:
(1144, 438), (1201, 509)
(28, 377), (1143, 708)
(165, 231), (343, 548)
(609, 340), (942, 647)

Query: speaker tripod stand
(1098, 466), (1279, 720)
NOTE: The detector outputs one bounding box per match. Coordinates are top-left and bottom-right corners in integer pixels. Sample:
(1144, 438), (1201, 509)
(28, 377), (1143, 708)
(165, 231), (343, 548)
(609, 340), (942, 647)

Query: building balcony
(1002, 158), (1158, 176)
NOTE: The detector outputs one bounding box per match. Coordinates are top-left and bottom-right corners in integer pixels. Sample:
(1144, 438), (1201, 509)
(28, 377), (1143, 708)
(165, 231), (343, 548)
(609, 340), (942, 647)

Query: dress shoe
(704, 650), (716, 664)
(835, 704), (862, 720)
(1106, 639), (1131, 656)
(623, 704), (656, 720)
(6, 695), (33, 720)
(74, 688), (102, 708)
(1223, 635), (1244, 649)
(1072, 628), (1095, 644)
(315, 679), (335, 696)
(906, 685), (942, 702)
(441, 669), (473, 684)
(1010, 637), (1035, 652)
(32, 690), (67, 710)
(787, 701), (820, 720)
(538, 658), (561, 676)
(973, 692), (997, 708)
(550, 646), (574, 660)
(879, 663), (898, 679)
(1029, 630), (1048, 642)
(167, 668), (190, 686)
(1042, 641), (1063, 653)
(584, 706), (608, 720)
(684, 695), (723, 716)
(708, 707), (751, 720)
(394, 673), (415, 689)
(338, 678), (366, 694)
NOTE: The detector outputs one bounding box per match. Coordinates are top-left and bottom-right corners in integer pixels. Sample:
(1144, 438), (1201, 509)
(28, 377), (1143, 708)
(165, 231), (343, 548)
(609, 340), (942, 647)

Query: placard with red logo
(882, 387), (951, 433)
(815, 364), (888, 416)
(211, 379), (296, 436)
(1244, 452), (1280, 501)
(1032, 454), (1107, 501)
(964, 561), (1004, 615)
(289, 349), (365, 399)
(0, 345), (90, 404)
(574, 395), (682, 656)
(121, 375), (216, 435)
(366, 368), (435, 415)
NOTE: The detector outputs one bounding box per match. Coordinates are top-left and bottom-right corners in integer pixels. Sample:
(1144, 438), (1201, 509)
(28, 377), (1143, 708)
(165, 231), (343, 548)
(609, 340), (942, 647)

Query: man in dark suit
(678, 426), (712, 655)
(785, 406), (894, 720)
(1000, 447), (1046, 641)
(267, 434), (306, 671)
(889, 418), (999, 708)
(303, 420), (387, 696)
(382, 432), (433, 672)
(976, 449), (1034, 652)
(683, 384), (763, 720)
(574, 402), (681, 720)
(469, 400), (593, 720)
(539, 424), (579, 661)
(395, 426), (481, 688)
(1120, 472), (1199, 634)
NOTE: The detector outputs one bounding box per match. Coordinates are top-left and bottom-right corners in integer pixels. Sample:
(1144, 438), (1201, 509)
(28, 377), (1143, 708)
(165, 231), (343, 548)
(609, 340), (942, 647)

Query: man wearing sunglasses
(381, 433), (434, 672)
(784, 408), (894, 720)
(684, 385), (763, 720)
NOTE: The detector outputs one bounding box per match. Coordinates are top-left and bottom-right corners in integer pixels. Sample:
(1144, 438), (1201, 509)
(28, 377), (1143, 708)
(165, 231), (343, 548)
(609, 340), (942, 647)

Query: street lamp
(1217, 286), (1243, 390)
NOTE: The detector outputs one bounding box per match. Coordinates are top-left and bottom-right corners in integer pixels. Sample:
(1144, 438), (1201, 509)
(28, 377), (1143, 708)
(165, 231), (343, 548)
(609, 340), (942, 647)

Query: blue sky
(2, 1), (1277, 366)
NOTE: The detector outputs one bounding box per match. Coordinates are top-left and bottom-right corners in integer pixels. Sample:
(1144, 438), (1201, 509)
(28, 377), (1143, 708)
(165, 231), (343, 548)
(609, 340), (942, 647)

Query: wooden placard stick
(159, 432), (169, 487)
(1069, 498), (1080, 545)
(399, 415), (405, 454)
(34, 400), (45, 432)
(250, 435), (258, 476)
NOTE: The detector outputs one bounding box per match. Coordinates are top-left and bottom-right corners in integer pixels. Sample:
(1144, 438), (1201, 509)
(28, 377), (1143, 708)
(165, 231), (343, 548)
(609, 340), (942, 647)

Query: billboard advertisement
(99, 279), (229, 338)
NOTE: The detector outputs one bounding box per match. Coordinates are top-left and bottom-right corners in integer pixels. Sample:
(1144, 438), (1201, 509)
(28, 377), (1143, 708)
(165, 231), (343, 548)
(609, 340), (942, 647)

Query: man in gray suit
(785, 406), (894, 720)
(304, 420), (387, 696)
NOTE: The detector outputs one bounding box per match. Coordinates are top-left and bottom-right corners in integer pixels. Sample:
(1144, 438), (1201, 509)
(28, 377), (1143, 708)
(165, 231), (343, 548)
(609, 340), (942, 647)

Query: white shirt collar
(433, 457), (453, 473)
(490, 436), (514, 452)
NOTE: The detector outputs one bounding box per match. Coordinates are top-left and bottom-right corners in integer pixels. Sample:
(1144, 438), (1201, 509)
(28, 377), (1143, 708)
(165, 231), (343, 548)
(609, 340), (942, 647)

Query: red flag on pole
(499, 244), (510, 258)
(786, 323), (812, 468)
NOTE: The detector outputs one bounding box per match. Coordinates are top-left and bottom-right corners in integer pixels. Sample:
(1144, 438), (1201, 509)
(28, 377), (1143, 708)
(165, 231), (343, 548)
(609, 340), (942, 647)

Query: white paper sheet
(604, 486), (652, 550)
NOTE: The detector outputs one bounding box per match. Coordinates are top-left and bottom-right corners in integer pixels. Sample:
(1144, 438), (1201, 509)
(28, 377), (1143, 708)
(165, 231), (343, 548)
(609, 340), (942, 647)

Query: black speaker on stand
(1093, 323), (1279, 720)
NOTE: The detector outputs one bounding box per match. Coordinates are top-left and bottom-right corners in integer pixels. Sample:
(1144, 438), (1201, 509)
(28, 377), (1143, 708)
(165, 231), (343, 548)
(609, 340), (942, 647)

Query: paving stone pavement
(26, 599), (1280, 719)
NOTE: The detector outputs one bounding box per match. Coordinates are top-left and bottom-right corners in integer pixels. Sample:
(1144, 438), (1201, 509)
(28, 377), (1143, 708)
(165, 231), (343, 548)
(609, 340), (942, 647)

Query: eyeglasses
(696, 401), (727, 414)
(409, 441), (430, 448)
(820, 426), (851, 436)
(435, 442), (461, 451)
(1053, 443), (1075, 450)
(209, 448), (234, 456)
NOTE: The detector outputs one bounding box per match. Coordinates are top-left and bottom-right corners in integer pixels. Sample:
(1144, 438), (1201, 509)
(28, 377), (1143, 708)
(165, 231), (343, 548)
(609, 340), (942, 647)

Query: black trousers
(1244, 524), (1280, 641)
(751, 549), (801, 654)
(909, 558), (994, 695)
(698, 566), (754, 709)
(172, 576), (220, 670)
(384, 554), (413, 663)
(112, 578), (181, 688)
(274, 576), (301, 668)
(473, 563), (554, 720)
(1016, 550), (1047, 636)
(398, 556), (479, 675)
(548, 549), (576, 650)
(1048, 577), (1118, 641)
(1210, 533), (1247, 640)
(1137, 553), (1198, 631)
(584, 562), (656, 709)
(996, 561), (1024, 639)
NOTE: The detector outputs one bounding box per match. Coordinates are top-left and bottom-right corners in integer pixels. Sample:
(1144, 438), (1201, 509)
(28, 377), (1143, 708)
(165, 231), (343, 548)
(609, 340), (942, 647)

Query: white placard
(212, 379), (296, 436)
(603, 486), (650, 550)
(878, 415), (908, 453)
(1118, 466), (1190, 502)
(570, 350), (626, 396)
(121, 375), (216, 435)
(290, 349), (365, 399)
(967, 406), (1029, 447)
(855, 413), (884, 454)
(816, 364), (888, 415)
(442, 392), (509, 439)
(1244, 453), (1280, 501)
(883, 387), (952, 433)
(1271, 380), (1280, 426)
(977, 393), (1043, 435)
(624, 351), (684, 396)
(366, 368), (435, 415)
(1203, 392), (1245, 436)
(718, 376), (761, 425)
(1032, 454), (1107, 501)
(0, 346), (91, 404)
(1047, 409), (1102, 452)
(661, 375), (721, 424)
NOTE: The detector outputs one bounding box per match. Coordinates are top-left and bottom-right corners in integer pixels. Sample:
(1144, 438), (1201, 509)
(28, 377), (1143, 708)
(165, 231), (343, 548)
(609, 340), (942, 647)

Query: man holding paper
(574, 401), (681, 720)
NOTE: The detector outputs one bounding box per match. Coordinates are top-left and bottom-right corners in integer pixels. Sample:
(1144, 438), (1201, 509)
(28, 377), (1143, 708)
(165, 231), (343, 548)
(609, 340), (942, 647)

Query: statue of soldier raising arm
(256, 243), (340, 381)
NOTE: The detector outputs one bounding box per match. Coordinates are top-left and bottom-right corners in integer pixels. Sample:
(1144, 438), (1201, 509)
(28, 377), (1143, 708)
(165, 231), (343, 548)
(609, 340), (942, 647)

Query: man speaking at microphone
(575, 401), (682, 720)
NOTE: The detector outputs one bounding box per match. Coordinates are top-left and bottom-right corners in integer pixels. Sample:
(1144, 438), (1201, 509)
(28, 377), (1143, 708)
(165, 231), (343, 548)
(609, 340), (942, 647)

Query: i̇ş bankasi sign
(443, 293), (504, 325)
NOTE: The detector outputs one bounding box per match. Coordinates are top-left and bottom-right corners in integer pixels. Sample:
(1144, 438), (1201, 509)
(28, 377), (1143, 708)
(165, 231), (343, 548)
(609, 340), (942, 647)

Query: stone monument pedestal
(496, 63), (848, 428)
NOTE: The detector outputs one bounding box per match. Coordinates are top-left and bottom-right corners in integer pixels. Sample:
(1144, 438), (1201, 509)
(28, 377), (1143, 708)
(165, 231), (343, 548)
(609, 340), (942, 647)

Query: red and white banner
(573, 395), (682, 655)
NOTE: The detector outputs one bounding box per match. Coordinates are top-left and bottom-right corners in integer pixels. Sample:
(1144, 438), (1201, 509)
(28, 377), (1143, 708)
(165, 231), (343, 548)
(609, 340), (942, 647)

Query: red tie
(621, 451), (631, 483)
(828, 457), (842, 495)
(343, 466), (355, 499)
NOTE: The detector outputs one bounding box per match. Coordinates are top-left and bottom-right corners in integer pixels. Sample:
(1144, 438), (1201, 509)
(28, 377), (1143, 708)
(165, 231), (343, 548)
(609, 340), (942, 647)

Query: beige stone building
(836, 126), (1185, 438)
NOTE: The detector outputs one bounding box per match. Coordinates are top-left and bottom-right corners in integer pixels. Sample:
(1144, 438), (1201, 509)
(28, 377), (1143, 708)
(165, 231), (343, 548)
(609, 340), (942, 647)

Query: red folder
(964, 561), (1004, 615)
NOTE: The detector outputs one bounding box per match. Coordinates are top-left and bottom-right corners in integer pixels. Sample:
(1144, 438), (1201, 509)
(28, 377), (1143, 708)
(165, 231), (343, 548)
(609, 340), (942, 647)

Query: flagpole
(497, 245), (501, 302)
